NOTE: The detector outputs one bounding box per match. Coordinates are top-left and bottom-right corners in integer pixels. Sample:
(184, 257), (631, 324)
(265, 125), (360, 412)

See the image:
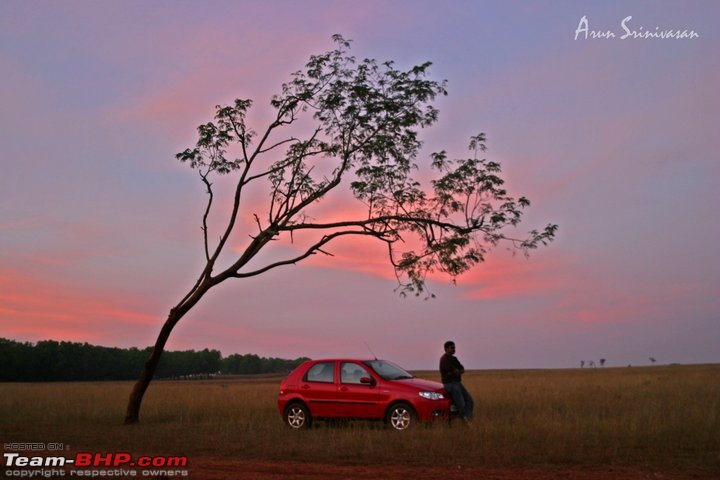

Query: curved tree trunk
(124, 281), (211, 424)
(124, 310), (181, 424)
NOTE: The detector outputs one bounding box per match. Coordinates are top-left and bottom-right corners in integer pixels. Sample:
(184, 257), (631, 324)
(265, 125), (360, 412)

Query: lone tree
(124, 36), (557, 424)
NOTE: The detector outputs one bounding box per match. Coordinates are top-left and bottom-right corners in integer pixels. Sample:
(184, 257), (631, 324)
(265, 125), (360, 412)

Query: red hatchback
(278, 358), (451, 430)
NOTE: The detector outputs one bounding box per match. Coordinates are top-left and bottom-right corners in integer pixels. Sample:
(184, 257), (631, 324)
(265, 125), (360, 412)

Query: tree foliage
(125, 35), (556, 423)
(176, 35), (556, 296)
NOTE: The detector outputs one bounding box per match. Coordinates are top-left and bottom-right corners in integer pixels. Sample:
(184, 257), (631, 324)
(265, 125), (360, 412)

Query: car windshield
(363, 360), (414, 380)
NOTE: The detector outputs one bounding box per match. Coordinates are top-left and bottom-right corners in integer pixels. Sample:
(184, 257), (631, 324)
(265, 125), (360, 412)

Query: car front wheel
(386, 402), (415, 431)
(284, 402), (312, 429)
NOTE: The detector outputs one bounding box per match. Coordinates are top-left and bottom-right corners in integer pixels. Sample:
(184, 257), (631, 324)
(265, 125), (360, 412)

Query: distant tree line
(580, 358), (660, 368)
(0, 338), (308, 382)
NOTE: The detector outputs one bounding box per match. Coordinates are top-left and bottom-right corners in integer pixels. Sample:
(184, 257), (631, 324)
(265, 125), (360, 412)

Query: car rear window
(305, 361), (334, 383)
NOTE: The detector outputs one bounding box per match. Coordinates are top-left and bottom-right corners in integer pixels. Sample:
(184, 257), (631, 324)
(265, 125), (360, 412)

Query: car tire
(284, 402), (312, 429)
(385, 402), (416, 431)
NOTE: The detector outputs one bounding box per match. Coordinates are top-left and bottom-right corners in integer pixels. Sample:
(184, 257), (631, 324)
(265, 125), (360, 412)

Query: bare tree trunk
(124, 281), (210, 424)
(124, 310), (181, 424)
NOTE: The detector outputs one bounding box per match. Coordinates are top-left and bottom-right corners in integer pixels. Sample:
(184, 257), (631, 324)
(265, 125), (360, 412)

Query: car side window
(306, 361), (335, 383)
(340, 362), (370, 385)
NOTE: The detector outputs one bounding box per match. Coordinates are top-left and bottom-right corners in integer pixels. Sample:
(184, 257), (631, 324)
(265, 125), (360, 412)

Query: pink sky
(1, 1), (718, 369)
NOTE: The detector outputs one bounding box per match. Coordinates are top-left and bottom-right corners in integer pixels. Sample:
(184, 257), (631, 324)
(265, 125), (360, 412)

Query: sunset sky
(1, 1), (718, 369)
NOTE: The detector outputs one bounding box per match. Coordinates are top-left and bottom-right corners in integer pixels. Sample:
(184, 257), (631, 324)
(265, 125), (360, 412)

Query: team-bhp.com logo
(4, 451), (189, 477)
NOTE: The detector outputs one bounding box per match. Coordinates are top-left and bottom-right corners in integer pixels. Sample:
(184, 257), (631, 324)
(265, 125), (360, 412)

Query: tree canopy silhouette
(125, 35), (557, 424)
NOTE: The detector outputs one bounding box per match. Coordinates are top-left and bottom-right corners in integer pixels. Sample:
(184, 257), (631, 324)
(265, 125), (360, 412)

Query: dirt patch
(186, 458), (717, 480)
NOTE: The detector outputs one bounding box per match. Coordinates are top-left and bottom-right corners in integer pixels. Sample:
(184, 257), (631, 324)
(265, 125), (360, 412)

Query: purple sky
(1, 1), (718, 369)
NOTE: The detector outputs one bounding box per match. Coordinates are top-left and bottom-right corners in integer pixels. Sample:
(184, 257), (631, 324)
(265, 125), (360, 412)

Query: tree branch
(257, 137), (299, 155)
(231, 230), (384, 278)
(199, 169), (214, 262)
(278, 215), (475, 236)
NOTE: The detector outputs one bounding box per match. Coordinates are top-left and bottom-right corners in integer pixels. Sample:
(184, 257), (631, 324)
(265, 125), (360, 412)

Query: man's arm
(439, 355), (452, 377)
(455, 357), (465, 374)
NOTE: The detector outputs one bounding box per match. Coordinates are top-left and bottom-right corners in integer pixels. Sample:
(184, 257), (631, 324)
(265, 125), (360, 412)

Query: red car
(278, 358), (451, 430)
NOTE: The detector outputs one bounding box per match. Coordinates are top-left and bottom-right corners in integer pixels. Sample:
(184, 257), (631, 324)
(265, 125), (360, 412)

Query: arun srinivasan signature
(574, 15), (700, 40)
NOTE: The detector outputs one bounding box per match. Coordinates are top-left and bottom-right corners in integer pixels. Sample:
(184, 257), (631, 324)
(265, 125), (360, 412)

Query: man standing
(439, 340), (474, 424)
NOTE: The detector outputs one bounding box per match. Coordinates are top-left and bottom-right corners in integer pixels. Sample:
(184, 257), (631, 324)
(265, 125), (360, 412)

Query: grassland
(1, 364), (718, 476)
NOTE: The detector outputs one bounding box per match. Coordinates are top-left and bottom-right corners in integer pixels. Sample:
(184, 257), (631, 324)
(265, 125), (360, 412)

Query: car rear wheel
(284, 402), (312, 429)
(386, 402), (415, 431)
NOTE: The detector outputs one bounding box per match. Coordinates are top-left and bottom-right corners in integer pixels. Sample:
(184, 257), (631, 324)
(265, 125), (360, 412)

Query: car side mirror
(360, 376), (376, 386)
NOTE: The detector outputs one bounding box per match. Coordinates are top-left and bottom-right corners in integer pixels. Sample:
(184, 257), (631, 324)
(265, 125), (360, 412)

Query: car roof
(309, 358), (380, 363)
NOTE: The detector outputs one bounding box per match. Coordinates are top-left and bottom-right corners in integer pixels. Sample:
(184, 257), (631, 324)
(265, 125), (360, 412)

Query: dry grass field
(1, 364), (718, 479)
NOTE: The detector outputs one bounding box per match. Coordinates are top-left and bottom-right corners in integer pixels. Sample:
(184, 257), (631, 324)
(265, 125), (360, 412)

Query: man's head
(444, 341), (456, 354)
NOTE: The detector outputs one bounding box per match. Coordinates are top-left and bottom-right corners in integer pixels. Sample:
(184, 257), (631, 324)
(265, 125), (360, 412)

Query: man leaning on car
(439, 340), (474, 424)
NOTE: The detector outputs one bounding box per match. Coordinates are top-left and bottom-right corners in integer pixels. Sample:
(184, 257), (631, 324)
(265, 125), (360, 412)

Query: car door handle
(302, 384), (310, 390)
(339, 386), (348, 392)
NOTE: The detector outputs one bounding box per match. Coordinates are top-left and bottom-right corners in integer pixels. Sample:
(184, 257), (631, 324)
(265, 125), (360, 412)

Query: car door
(337, 361), (382, 418)
(300, 361), (340, 417)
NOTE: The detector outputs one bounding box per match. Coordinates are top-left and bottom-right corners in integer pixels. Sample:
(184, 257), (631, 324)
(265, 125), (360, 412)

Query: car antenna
(364, 342), (378, 360)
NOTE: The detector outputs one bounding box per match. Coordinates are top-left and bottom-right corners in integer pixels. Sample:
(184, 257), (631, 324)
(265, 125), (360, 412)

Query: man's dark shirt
(440, 353), (464, 384)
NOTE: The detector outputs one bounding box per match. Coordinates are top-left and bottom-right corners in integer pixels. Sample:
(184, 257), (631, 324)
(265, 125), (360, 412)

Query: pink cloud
(0, 267), (160, 345)
(457, 252), (572, 300)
